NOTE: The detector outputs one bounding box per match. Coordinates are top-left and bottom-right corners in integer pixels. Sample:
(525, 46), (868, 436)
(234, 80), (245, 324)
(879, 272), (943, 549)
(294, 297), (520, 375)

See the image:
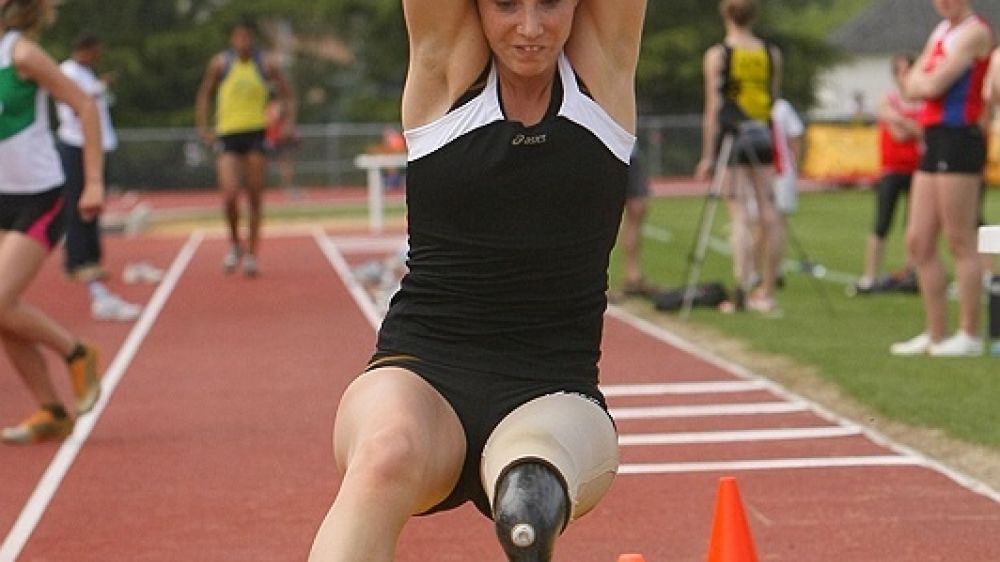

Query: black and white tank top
(377, 52), (636, 382)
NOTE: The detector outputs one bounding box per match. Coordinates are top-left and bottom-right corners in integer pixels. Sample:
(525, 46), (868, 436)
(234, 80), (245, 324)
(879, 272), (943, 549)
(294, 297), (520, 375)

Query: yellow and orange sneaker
(1, 408), (75, 445)
(68, 343), (101, 415)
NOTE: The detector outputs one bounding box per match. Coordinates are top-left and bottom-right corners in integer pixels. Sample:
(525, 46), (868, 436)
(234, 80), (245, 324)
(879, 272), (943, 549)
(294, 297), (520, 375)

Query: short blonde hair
(1, 0), (54, 38)
(720, 0), (757, 27)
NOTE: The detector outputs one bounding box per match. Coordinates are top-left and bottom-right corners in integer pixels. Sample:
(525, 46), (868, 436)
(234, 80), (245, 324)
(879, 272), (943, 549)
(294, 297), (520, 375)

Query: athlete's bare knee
(907, 233), (935, 265)
(343, 429), (426, 492)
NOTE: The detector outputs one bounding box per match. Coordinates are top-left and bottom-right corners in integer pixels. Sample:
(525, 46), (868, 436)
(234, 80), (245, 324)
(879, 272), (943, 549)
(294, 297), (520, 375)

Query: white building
(815, 0), (1000, 120)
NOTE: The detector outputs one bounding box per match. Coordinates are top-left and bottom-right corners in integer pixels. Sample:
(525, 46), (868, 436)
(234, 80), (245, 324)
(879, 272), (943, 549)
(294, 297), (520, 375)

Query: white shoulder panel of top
(556, 53), (635, 164)
(404, 66), (504, 162)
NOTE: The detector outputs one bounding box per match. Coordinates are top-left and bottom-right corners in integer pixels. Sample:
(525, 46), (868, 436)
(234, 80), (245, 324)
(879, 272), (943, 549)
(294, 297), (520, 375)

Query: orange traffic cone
(616, 555), (647, 562)
(705, 477), (759, 562)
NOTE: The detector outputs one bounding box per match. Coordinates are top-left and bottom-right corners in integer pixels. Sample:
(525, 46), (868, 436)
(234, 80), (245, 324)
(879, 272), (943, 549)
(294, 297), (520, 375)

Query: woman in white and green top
(0, 0), (104, 444)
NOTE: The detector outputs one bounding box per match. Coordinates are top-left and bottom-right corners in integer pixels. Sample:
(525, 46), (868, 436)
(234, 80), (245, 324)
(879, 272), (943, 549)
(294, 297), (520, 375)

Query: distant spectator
(770, 98), (805, 215)
(619, 148), (659, 298)
(196, 20), (296, 277)
(767, 97), (804, 287)
(367, 126), (406, 191)
(56, 33), (141, 322)
(695, 0), (784, 313)
(891, 0), (992, 357)
(856, 53), (923, 295)
(264, 98), (301, 198)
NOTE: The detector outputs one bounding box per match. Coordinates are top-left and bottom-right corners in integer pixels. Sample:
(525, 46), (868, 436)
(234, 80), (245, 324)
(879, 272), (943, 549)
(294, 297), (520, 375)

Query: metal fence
(109, 116), (704, 191)
(112, 122), (398, 190)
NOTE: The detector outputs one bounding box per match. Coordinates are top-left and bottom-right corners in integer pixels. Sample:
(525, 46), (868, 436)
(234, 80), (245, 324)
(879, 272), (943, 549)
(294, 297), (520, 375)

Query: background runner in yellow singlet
(195, 20), (295, 277)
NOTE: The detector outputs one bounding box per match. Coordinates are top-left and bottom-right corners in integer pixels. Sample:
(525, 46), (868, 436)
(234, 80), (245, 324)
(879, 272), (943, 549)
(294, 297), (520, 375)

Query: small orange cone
(616, 555), (647, 562)
(705, 477), (759, 562)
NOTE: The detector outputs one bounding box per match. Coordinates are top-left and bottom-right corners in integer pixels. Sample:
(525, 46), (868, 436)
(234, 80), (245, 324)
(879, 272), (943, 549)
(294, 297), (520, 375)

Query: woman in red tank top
(857, 54), (923, 294)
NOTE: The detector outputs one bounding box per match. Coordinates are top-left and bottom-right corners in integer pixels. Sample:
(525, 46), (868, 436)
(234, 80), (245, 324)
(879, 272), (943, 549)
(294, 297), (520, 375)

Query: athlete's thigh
(0, 232), (48, 309)
(906, 172), (941, 243)
(216, 152), (242, 194)
(334, 366), (466, 499)
(936, 174), (981, 248)
(242, 152), (267, 193)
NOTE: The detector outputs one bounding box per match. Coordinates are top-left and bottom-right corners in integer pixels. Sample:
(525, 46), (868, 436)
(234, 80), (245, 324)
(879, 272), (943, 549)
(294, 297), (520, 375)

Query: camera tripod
(680, 124), (834, 319)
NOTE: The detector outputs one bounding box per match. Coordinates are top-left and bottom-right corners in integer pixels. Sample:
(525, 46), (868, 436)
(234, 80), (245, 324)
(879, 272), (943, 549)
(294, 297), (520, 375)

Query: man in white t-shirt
(56, 34), (140, 322)
(771, 98), (805, 214)
(766, 98), (805, 287)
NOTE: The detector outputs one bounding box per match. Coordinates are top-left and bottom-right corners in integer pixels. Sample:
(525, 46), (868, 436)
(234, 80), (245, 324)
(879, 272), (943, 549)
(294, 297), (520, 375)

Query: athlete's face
(229, 26), (255, 57)
(932, 0), (970, 20)
(476, 0), (579, 78)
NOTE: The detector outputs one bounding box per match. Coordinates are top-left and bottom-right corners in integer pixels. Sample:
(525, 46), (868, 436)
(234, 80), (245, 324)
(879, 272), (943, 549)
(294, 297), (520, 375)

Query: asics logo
(511, 133), (547, 146)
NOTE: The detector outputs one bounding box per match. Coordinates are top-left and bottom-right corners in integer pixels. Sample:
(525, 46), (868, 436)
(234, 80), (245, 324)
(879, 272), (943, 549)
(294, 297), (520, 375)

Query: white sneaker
(222, 246), (240, 274)
(928, 332), (984, 357)
(242, 254), (258, 277)
(123, 262), (165, 284)
(890, 333), (931, 356)
(91, 294), (142, 322)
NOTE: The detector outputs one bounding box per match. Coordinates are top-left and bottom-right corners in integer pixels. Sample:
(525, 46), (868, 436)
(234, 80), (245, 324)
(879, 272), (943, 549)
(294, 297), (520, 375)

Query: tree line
(41, 0), (855, 127)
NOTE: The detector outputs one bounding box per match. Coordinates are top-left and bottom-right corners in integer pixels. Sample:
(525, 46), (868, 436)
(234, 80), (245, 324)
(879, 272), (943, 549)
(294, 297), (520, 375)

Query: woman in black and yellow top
(695, 0), (784, 313)
(195, 21), (295, 277)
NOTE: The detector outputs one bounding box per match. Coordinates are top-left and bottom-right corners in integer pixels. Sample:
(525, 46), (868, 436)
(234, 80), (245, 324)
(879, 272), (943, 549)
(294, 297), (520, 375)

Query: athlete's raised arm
(566, 0), (646, 132)
(401, 0), (489, 129)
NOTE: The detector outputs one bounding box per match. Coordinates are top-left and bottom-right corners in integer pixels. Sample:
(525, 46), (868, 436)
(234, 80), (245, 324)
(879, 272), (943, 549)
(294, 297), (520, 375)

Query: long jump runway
(1, 230), (998, 561)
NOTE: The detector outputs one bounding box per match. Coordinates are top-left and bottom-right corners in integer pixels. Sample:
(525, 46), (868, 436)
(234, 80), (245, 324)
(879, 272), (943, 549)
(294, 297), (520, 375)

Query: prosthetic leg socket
(493, 461), (569, 562)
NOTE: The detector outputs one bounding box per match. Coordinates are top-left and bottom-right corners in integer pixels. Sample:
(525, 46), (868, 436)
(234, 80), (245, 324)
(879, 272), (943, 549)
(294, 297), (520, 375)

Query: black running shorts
(919, 125), (986, 175)
(0, 187), (65, 251)
(363, 353), (607, 518)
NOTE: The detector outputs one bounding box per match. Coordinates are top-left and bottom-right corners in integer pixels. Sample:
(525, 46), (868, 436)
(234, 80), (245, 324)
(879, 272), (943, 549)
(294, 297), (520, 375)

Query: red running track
(1, 229), (998, 562)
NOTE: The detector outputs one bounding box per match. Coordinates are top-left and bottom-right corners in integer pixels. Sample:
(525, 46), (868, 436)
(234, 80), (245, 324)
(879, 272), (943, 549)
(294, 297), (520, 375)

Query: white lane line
(605, 306), (1000, 502)
(619, 455), (923, 475)
(619, 426), (861, 446)
(312, 228), (383, 329)
(0, 231), (203, 562)
(602, 380), (766, 397)
(610, 401), (807, 420)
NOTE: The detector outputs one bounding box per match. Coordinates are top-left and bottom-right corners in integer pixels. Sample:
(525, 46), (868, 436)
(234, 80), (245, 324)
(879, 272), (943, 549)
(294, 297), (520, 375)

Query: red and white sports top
(879, 90), (923, 174)
(919, 14), (993, 128)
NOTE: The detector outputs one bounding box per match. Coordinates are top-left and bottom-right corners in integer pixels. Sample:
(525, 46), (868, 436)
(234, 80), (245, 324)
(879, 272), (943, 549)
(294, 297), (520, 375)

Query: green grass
(610, 188), (1000, 449)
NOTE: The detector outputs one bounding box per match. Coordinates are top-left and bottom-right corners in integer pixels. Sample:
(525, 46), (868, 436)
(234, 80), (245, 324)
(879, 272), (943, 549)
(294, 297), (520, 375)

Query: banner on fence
(803, 119), (1000, 186)
(802, 122), (879, 184)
